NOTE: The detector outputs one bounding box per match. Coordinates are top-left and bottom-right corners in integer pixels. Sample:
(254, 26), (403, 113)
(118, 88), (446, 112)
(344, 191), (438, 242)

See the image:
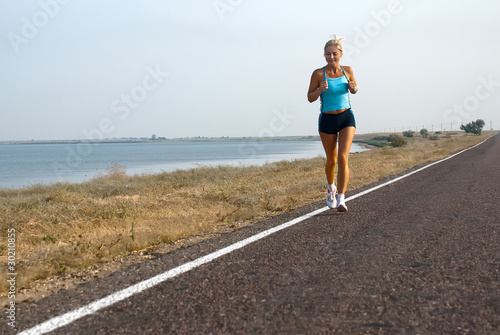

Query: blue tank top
(320, 66), (351, 112)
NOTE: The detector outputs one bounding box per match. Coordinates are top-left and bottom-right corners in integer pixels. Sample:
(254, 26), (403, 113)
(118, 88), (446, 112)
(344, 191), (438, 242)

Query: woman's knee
(326, 155), (337, 167)
(337, 154), (349, 167)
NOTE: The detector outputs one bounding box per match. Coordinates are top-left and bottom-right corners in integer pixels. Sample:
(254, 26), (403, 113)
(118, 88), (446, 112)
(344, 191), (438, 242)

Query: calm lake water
(0, 140), (368, 189)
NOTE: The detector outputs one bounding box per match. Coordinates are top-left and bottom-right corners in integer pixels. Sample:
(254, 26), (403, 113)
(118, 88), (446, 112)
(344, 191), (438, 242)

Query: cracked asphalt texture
(12, 134), (500, 334)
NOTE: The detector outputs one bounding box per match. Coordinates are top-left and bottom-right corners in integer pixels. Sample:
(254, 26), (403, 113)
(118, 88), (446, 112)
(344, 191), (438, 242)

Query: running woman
(307, 35), (358, 212)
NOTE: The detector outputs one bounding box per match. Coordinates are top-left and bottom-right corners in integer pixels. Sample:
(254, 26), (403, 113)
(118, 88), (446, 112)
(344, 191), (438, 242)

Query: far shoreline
(0, 132), (434, 146)
(0, 135), (321, 145)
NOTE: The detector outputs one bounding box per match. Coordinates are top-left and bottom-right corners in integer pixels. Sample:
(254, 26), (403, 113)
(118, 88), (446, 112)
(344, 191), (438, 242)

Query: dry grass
(0, 132), (495, 295)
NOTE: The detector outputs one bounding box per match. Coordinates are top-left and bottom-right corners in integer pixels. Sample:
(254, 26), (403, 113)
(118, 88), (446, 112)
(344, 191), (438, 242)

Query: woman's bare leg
(319, 132), (338, 186)
(336, 126), (356, 194)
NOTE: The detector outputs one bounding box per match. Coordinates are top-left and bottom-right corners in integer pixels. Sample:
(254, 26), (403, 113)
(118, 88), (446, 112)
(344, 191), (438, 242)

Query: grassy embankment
(0, 132), (495, 295)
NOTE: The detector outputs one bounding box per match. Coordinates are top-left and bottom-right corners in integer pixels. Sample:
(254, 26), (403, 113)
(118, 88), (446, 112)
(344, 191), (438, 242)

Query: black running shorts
(318, 108), (356, 134)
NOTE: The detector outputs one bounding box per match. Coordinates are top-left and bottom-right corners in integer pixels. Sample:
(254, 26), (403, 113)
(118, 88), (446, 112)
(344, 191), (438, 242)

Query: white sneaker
(326, 189), (337, 209)
(337, 194), (347, 212)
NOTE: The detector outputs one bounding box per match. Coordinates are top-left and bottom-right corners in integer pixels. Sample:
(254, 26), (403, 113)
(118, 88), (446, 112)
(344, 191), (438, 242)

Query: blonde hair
(324, 35), (345, 53)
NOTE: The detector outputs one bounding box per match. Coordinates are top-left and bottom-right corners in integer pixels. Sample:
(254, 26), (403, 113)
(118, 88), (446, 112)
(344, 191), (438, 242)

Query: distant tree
(390, 134), (407, 147)
(402, 130), (414, 138)
(420, 128), (429, 138)
(460, 119), (485, 135)
(476, 119), (485, 130)
(151, 134), (157, 140)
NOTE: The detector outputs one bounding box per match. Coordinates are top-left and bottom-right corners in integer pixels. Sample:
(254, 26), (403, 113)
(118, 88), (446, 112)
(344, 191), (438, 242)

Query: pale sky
(1, 0), (499, 141)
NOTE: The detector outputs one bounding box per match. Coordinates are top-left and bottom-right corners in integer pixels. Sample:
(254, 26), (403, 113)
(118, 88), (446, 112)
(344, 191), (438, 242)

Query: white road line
(18, 137), (492, 335)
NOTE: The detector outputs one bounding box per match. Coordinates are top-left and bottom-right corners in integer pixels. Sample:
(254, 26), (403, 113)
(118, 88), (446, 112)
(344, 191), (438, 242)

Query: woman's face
(324, 46), (342, 65)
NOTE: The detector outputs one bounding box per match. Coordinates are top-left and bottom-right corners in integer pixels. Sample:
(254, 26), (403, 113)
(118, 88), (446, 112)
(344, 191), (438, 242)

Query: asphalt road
(12, 134), (500, 334)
